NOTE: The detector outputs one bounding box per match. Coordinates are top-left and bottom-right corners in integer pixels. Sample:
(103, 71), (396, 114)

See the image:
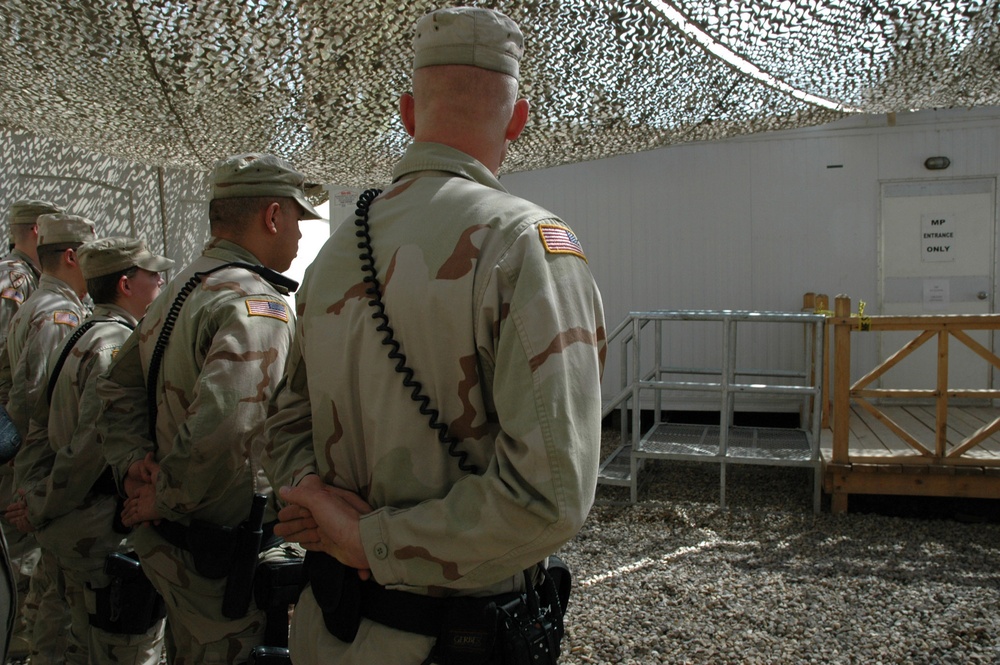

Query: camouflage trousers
(26, 548), (71, 664)
(131, 525), (298, 665)
(34, 494), (163, 665)
(61, 560), (165, 665)
(0, 473), (39, 658)
(1, 526), (38, 659)
(288, 585), (436, 665)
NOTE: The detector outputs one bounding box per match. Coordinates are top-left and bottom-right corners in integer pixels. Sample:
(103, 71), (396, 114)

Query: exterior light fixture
(924, 156), (950, 170)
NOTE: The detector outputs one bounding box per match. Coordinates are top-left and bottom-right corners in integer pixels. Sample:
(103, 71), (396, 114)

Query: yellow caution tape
(857, 300), (871, 331)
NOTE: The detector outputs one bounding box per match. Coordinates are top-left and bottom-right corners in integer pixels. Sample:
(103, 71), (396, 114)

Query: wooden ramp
(820, 404), (1000, 508)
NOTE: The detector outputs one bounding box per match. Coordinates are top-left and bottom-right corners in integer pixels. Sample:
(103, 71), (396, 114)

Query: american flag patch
(53, 311), (79, 326)
(538, 224), (587, 261)
(1, 288), (22, 304)
(245, 299), (289, 322)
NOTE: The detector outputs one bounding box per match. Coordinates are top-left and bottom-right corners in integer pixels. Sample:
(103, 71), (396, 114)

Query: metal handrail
(600, 309), (827, 511)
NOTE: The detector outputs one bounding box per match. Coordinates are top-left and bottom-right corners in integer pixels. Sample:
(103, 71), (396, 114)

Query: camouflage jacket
(98, 238), (295, 528)
(264, 142), (606, 595)
(21, 305), (137, 528)
(3, 274), (88, 439)
(0, 249), (41, 403)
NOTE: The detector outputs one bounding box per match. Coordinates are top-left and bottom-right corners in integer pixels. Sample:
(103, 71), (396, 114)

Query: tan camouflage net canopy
(1, 0), (999, 187)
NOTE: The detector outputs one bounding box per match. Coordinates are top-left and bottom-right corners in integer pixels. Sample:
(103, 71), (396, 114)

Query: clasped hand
(275, 474), (373, 579)
(4, 488), (34, 533)
(121, 451), (162, 527)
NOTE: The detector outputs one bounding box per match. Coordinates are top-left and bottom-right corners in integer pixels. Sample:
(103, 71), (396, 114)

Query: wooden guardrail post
(816, 293), (831, 429)
(830, 294), (852, 514)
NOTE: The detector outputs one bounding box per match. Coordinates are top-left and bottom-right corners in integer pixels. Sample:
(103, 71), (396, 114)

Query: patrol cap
(413, 7), (524, 80)
(8, 199), (63, 226)
(78, 236), (175, 279)
(36, 213), (97, 247)
(209, 153), (323, 220)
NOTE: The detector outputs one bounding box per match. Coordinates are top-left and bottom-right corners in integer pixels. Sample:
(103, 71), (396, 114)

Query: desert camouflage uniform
(21, 303), (164, 664)
(0, 249), (40, 358)
(98, 238), (296, 665)
(0, 247), (42, 656)
(263, 142), (607, 664)
(5, 273), (87, 663)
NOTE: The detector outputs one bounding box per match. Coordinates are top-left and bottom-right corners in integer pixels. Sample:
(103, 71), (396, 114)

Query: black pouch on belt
(305, 551), (362, 642)
(186, 520), (236, 579)
(432, 593), (517, 665)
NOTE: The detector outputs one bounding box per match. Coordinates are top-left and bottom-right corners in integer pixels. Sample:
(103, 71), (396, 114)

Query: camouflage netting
(1, 0), (999, 188)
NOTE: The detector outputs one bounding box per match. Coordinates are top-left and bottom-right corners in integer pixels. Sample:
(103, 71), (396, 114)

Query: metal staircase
(598, 310), (827, 512)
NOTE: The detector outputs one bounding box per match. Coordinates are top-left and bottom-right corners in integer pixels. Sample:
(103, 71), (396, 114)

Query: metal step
(638, 423), (814, 463)
(597, 443), (633, 486)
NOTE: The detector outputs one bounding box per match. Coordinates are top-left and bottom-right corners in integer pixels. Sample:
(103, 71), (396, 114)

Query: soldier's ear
(400, 93), (416, 137)
(505, 98), (530, 141)
(118, 273), (132, 297)
(263, 202), (282, 235)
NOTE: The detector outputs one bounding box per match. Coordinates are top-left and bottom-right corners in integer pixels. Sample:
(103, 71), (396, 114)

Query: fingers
(280, 483), (370, 520)
(296, 473), (326, 492)
(277, 502), (313, 521)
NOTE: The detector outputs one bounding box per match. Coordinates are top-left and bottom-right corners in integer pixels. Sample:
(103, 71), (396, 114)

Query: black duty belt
(152, 517), (280, 579)
(305, 551), (520, 642)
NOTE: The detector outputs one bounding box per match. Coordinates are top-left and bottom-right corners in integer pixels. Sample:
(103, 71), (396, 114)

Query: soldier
(96, 154), (320, 664)
(0, 199), (62, 661)
(262, 7), (606, 665)
(6, 237), (174, 664)
(2, 213), (96, 663)
(0, 200), (63, 361)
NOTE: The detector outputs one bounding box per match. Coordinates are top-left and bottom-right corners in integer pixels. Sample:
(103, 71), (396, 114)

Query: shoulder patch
(1, 288), (23, 304)
(538, 224), (587, 262)
(10, 273), (26, 289)
(245, 299), (289, 322)
(53, 311), (80, 326)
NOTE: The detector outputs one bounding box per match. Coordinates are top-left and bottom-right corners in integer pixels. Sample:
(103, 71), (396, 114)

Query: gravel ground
(10, 434), (998, 665)
(555, 453), (1000, 665)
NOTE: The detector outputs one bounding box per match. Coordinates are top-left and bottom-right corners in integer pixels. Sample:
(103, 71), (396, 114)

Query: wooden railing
(809, 293), (1000, 512)
(829, 294), (1000, 457)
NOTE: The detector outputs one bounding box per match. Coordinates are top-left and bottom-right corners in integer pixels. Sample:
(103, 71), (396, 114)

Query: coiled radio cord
(354, 188), (479, 475)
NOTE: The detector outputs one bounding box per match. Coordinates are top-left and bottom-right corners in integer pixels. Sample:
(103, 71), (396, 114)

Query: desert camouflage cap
(37, 213), (97, 247)
(8, 199), (63, 226)
(209, 153), (323, 220)
(413, 7), (524, 80)
(79, 236), (175, 279)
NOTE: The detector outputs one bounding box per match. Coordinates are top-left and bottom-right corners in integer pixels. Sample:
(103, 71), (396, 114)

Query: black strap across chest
(47, 317), (135, 403)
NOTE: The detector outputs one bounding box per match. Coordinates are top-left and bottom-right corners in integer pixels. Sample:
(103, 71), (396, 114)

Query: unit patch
(245, 299), (289, 322)
(10, 273), (25, 289)
(538, 224), (587, 261)
(53, 311), (80, 326)
(1, 288), (23, 304)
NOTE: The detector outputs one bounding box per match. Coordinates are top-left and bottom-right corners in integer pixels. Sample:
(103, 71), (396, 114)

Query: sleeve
(152, 296), (293, 520)
(30, 348), (116, 525)
(0, 294), (21, 350)
(0, 342), (12, 406)
(17, 376), (56, 517)
(11, 319), (73, 490)
(96, 329), (154, 491)
(358, 223), (607, 589)
(261, 319), (319, 493)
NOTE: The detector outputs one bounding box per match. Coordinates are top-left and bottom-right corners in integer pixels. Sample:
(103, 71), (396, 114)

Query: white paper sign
(923, 279), (950, 310)
(921, 214), (955, 262)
